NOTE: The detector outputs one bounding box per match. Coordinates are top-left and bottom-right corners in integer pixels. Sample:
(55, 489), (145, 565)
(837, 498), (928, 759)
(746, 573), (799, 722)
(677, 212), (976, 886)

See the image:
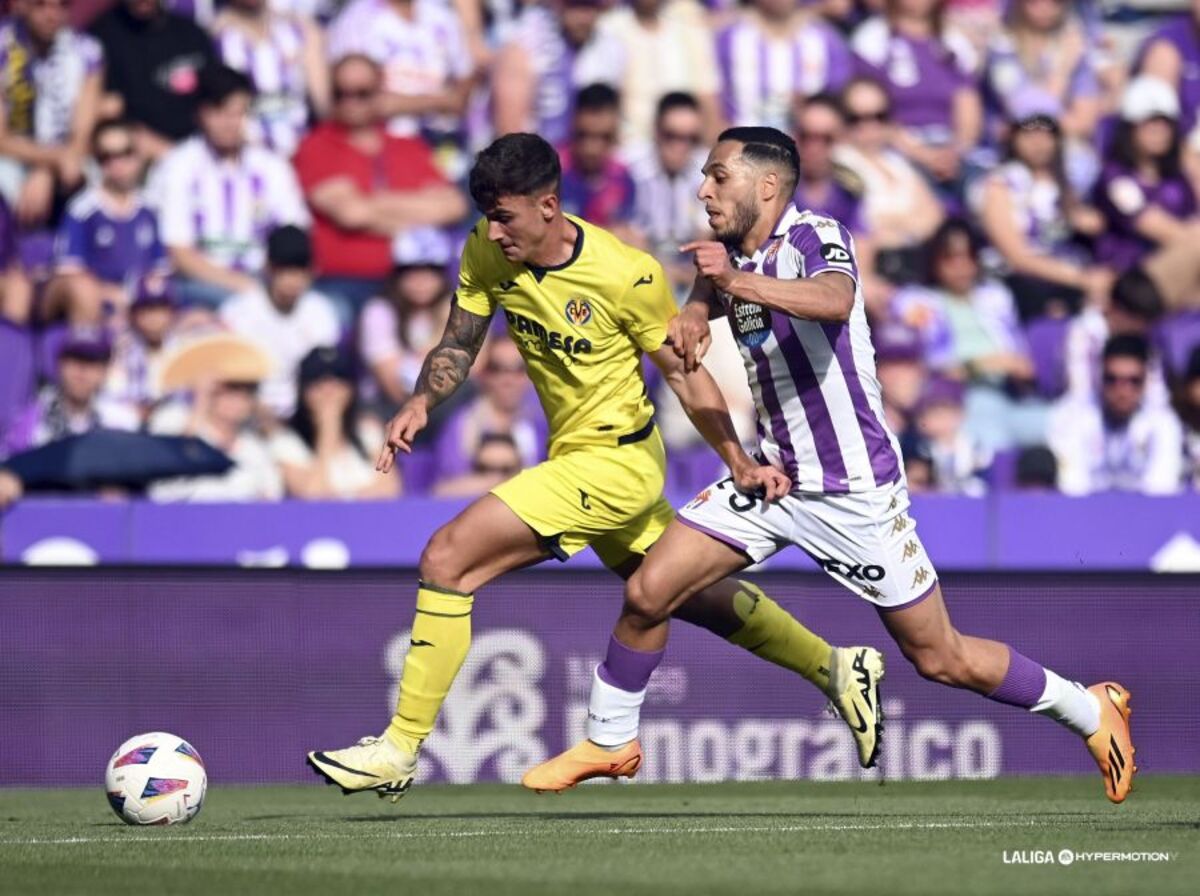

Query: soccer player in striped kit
(527, 127), (1138, 803)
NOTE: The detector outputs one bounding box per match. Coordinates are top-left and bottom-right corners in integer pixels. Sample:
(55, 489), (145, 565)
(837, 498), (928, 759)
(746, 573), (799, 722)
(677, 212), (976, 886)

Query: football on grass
(104, 732), (207, 826)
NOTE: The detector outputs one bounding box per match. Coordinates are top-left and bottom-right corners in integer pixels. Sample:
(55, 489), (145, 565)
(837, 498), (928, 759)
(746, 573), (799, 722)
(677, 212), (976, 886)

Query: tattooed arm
(376, 301), (491, 473)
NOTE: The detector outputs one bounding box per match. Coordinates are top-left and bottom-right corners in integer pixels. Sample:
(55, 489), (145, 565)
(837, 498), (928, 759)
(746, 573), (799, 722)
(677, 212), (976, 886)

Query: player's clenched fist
(731, 458), (791, 502)
(680, 240), (737, 291)
(376, 399), (429, 472)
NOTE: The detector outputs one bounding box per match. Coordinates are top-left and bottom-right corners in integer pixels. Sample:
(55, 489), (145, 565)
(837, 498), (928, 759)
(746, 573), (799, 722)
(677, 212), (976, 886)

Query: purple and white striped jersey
(718, 206), (901, 494)
(214, 14), (310, 157)
(716, 14), (853, 133)
(150, 136), (309, 275)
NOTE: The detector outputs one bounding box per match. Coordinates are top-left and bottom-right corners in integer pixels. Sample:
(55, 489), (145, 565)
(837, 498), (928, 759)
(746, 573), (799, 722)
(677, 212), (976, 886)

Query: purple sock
(987, 645), (1047, 708)
(597, 634), (664, 693)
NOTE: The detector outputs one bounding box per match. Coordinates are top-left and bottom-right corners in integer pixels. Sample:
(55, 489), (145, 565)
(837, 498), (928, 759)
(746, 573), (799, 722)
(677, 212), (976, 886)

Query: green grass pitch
(1, 778), (1197, 896)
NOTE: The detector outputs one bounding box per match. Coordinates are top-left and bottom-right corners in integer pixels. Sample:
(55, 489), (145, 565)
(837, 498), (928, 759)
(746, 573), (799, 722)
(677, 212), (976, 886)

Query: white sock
(586, 666), (646, 747)
(1033, 670), (1101, 737)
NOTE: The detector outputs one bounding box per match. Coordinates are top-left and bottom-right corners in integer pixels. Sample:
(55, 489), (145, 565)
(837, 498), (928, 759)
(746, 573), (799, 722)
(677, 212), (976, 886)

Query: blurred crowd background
(1, 0), (1200, 507)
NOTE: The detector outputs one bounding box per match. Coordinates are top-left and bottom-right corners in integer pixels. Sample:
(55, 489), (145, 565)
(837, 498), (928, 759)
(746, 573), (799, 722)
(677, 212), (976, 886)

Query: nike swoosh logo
(850, 706), (869, 734)
(311, 752), (379, 779)
(410, 639), (435, 648)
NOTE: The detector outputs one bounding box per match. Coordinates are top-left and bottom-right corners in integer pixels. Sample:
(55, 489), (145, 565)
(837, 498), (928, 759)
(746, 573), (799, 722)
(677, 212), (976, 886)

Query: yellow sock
(727, 580), (833, 692)
(386, 584), (474, 753)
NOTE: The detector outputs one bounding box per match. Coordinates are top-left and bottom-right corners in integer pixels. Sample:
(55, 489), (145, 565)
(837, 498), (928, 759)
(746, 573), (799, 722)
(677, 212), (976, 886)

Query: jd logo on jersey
(564, 297), (593, 327)
(820, 243), (852, 265)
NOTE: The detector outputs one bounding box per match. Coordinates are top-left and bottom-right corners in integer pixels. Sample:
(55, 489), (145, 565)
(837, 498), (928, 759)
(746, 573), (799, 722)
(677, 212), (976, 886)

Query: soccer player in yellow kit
(306, 134), (886, 800)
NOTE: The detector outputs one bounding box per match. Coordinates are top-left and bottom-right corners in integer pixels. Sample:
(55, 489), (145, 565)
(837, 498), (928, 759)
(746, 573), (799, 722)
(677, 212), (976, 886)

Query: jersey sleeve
(617, 254), (675, 353)
(453, 225), (496, 318)
(785, 218), (860, 284)
(54, 209), (89, 272)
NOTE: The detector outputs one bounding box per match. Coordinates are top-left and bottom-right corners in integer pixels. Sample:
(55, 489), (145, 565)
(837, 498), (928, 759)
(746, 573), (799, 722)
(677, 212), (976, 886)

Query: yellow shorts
(491, 424), (676, 569)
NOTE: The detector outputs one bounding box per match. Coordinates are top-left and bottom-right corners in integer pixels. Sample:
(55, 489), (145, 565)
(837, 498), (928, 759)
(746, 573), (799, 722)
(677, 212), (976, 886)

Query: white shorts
(676, 476), (938, 610)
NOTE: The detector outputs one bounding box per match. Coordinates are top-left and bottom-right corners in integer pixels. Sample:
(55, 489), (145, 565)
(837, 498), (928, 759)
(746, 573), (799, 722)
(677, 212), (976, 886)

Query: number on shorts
(715, 477), (757, 513)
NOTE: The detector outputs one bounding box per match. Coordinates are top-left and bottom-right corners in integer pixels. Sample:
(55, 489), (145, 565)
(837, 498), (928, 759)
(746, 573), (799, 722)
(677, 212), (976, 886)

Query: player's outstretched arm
(666, 276), (720, 372)
(376, 302), (491, 472)
(649, 343), (790, 500)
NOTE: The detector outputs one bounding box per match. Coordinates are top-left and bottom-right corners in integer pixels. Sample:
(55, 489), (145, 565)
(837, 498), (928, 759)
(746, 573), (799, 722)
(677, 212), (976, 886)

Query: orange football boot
(522, 739), (643, 793)
(1084, 682), (1137, 803)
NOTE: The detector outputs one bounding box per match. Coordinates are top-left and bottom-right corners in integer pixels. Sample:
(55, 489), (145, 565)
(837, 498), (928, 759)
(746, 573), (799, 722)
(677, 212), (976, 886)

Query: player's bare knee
(623, 571), (672, 627)
(909, 638), (972, 687)
(419, 528), (466, 591)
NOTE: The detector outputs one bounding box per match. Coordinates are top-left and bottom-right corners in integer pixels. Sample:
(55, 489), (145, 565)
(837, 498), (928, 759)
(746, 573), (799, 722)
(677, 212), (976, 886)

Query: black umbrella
(3, 429), (234, 490)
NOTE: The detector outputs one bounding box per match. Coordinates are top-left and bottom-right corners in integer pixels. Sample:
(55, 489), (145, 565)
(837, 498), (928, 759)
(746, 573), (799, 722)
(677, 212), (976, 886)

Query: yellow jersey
(455, 214), (676, 454)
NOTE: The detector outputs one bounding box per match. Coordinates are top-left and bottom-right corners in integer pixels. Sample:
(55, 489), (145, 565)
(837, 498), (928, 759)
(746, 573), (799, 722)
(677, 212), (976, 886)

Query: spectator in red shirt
(292, 53), (467, 326)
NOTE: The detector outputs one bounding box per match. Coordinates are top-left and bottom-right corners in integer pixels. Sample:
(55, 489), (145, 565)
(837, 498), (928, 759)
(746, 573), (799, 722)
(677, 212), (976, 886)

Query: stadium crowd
(1, 0), (1199, 505)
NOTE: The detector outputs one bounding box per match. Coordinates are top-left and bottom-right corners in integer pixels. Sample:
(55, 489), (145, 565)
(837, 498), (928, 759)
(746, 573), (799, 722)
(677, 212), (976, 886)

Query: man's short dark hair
(197, 64), (255, 108)
(1111, 266), (1165, 322)
(717, 126), (800, 191)
(469, 133), (561, 210)
(1103, 333), (1150, 365)
(656, 91), (699, 125)
(1015, 446), (1058, 490)
(798, 92), (846, 124)
(575, 82), (620, 115)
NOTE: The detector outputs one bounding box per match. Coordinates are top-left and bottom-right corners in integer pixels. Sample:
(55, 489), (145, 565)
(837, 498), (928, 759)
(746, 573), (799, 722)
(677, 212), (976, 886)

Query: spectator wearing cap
(978, 91), (1106, 321)
(219, 225), (340, 419)
(212, 0), (330, 158)
(431, 335), (544, 493)
(833, 77), (943, 286)
(0, 0), (103, 228)
(872, 315), (930, 435)
(895, 220), (1047, 451)
(270, 345), (399, 500)
(1178, 345), (1200, 490)
(90, 0), (218, 161)
(1048, 333), (1183, 496)
(715, 0), (854, 135)
(980, 0), (1102, 149)
(150, 64), (309, 311)
(357, 226), (453, 409)
(1136, 0), (1200, 142)
(1063, 266), (1170, 410)
(46, 119), (169, 327)
(850, 0), (982, 189)
(293, 54), (466, 323)
(593, 0), (720, 146)
(628, 92), (709, 295)
(492, 0), (624, 147)
(2, 328), (138, 458)
(433, 431), (524, 498)
(104, 277), (183, 422)
(1093, 76), (1198, 277)
(558, 84), (639, 240)
(325, 0), (475, 154)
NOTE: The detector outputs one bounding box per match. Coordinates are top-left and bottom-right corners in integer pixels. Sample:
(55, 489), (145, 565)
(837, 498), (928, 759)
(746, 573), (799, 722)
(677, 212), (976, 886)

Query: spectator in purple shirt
(1094, 76), (1198, 277)
(558, 84), (638, 241)
(1137, 0), (1200, 141)
(46, 119), (169, 327)
(851, 0), (982, 188)
(2, 327), (138, 459)
(715, 0), (854, 134)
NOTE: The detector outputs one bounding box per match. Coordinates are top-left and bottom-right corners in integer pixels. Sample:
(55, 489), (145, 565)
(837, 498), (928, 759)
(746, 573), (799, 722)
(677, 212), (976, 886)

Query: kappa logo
(564, 297), (593, 326)
(912, 567), (931, 589)
(890, 514), (909, 535)
(862, 585), (884, 599)
(820, 243), (852, 265)
(901, 540), (920, 561)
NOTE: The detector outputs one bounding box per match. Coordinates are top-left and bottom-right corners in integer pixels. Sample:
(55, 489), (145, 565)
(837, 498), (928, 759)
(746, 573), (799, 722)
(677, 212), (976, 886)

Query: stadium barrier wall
(3, 492), (1200, 569)
(1, 569), (1196, 788)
